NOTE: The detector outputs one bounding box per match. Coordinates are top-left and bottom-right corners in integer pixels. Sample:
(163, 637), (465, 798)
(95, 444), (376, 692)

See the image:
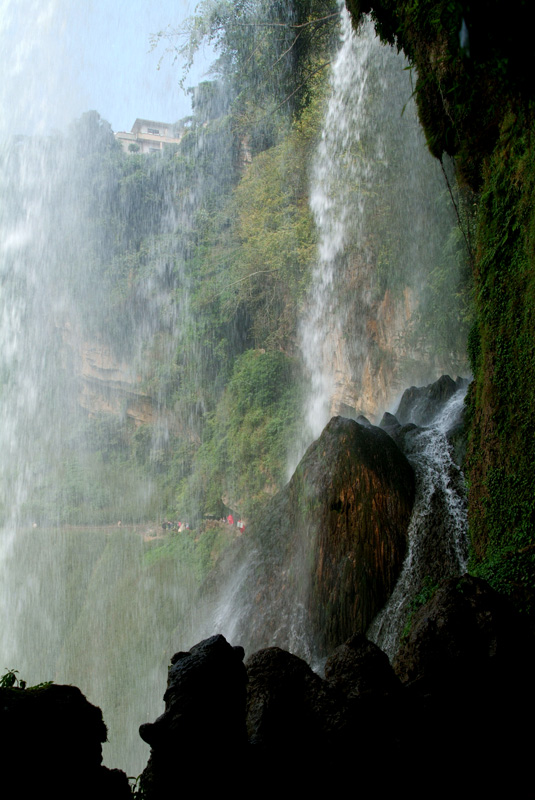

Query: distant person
(227, 514), (234, 526)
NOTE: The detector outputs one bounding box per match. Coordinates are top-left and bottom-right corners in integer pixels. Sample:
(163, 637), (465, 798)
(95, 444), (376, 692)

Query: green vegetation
(465, 108), (535, 612)
(401, 575), (440, 639)
(0, 668), (52, 691)
(0, 668), (24, 689)
(178, 349), (303, 519)
(143, 523), (237, 582)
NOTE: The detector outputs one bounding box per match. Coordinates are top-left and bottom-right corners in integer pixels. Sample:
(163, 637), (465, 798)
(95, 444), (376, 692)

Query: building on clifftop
(115, 118), (182, 154)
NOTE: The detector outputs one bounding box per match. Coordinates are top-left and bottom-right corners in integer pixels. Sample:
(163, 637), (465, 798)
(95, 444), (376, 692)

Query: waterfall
(0, 4), (190, 774)
(368, 385), (469, 658)
(298, 6), (467, 463)
(300, 6), (376, 441)
(0, 0), (470, 777)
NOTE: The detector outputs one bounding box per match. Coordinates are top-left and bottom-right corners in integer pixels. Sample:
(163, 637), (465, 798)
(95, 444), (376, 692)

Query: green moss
(465, 107), (535, 612)
(401, 576), (440, 640)
(347, 2), (535, 612)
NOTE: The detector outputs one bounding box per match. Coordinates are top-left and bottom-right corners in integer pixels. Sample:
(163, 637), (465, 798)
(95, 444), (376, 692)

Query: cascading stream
(368, 386), (469, 659)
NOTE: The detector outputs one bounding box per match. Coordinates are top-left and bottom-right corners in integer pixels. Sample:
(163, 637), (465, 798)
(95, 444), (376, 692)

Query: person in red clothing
(227, 514), (234, 525)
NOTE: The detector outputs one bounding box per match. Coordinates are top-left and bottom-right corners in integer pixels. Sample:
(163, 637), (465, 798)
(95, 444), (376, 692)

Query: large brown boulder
(305, 417), (415, 652)
(216, 416), (414, 658)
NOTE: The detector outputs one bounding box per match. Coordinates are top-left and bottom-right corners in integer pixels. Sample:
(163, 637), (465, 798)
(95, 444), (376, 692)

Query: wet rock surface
(396, 374), (468, 427)
(214, 415), (415, 658)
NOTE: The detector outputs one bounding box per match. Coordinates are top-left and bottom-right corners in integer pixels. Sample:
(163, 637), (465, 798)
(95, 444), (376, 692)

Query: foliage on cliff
(466, 109), (535, 612)
(346, 0), (535, 611)
(6, 0), (468, 531)
(8, 0), (335, 526)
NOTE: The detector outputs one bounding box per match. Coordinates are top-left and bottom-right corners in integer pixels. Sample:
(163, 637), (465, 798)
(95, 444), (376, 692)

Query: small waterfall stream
(368, 385), (469, 658)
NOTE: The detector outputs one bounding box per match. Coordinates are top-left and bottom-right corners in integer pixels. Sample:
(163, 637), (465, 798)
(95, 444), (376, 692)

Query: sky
(0, 0), (214, 136)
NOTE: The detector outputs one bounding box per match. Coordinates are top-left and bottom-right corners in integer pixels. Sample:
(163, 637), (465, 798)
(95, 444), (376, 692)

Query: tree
(151, 0), (339, 118)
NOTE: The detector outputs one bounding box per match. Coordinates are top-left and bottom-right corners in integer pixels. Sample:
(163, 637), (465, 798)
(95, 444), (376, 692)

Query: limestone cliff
(328, 280), (459, 422)
(59, 321), (154, 425)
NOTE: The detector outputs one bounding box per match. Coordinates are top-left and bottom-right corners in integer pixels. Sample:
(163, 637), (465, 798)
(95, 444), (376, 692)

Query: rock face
(209, 415), (415, 659)
(395, 374), (468, 426)
(0, 683), (130, 799)
(60, 321), (155, 425)
(139, 635), (248, 797)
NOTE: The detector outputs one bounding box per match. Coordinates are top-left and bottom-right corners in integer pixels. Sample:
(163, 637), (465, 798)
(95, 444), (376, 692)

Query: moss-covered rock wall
(346, 0), (535, 611)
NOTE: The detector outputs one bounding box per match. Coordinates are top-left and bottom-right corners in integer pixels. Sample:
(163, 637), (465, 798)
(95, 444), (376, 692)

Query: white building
(115, 119), (182, 154)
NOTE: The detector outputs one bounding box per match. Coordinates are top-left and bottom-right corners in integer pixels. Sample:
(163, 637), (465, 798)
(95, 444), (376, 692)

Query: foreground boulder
(0, 682), (130, 799)
(394, 573), (535, 691)
(245, 646), (335, 747)
(139, 635), (247, 797)
(393, 574), (535, 785)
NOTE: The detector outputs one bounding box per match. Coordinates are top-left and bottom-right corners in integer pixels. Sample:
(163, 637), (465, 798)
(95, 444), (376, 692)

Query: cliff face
(346, 0), (535, 610)
(328, 281), (457, 422)
(59, 321), (154, 425)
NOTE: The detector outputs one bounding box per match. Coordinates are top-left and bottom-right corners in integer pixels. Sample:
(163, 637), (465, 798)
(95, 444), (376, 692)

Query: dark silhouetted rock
(394, 574), (535, 691)
(0, 683), (130, 799)
(396, 374), (467, 426)
(393, 574), (535, 787)
(139, 635), (247, 797)
(140, 581), (535, 794)
(325, 633), (401, 699)
(245, 647), (334, 747)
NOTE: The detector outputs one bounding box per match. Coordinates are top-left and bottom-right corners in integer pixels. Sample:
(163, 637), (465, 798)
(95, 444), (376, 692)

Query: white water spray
(368, 385), (469, 658)
(298, 7), (467, 465)
(301, 8), (377, 440)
